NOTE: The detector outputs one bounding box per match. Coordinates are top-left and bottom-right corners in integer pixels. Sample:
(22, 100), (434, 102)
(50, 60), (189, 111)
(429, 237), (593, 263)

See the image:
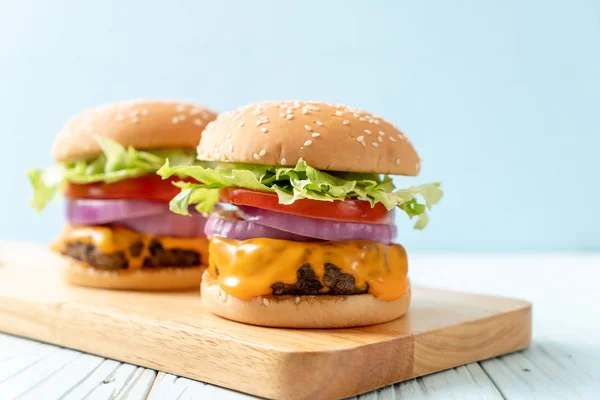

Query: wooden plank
(0, 242), (531, 400)
(0, 348), (80, 398)
(0, 341), (61, 382)
(148, 372), (254, 400)
(112, 368), (156, 400)
(15, 351), (105, 400)
(59, 360), (155, 400)
(0, 331), (156, 400)
(354, 363), (503, 399)
(0, 333), (52, 363)
(481, 341), (600, 399)
(147, 364), (504, 400)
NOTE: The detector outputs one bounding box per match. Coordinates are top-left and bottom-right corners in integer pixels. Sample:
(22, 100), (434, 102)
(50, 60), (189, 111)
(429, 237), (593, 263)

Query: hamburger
(159, 100), (443, 327)
(28, 100), (217, 290)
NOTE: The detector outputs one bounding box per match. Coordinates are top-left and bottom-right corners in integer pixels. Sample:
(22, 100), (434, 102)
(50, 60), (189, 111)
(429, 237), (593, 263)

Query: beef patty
(62, 240), (201, 270)
(270, 263), (368, 296)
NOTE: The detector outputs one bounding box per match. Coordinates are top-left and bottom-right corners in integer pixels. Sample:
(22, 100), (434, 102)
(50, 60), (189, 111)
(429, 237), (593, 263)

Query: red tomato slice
(65, 175), (194, 202)
(220, 188), (393, 224)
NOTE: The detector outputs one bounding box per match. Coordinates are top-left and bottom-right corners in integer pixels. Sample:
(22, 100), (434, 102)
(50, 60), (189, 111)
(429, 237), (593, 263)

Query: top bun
(52, 100), (217, 162)
(197, 101), (420, 176)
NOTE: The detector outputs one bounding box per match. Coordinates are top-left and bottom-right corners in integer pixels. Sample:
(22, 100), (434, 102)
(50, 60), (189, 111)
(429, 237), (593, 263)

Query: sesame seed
(378, 131), (385, 136)
(398, 135), (405, 141)
(279, 113), (286, 117)
(357, 135), (364, 142)
(259, 149), (266, 156)
(189, 107), (201, 115)
(286, 114), (294, 120)
(179, 115), (187, 121)
(374, 120), (380, 125)
(194, 119), (202, 126)
(228, 145), (233, 152)
(371, 142), (379, 147)
(343, 120), (350, 125)
(316, 121), (323, 126)
(232, 113), (241, 121)
(396, 158), (401, 165)
(281, 158), (287, 165)
(311, 132), (320, 137)
(389, 136), (397, 142)
(360, 141), (366, 148)
(304, 125), (312, 131)
(116, 114), (125, 121)
(253, 153), (260, 160)
(261, 127), (268, 133)
(415, 162), (420, 170)
(302, 108), (308, 115)
(369, 119), (374, 123)
(335, 110), (343, 116)
(263, 298), (270, 306)
(140, 109), (148, 116)
(226, 133), (231, 139)
(364, 129), (371, 134)
(304, 140), (313, 146)
(377, 136), (383, 143)
(239, 122), (245, 127)
(256, 121), (261, 126)
(176, 105), (186, 112)
(359, 117), (366, 121)
(171, 116), (180, 124)
(295, 296), (300, 304)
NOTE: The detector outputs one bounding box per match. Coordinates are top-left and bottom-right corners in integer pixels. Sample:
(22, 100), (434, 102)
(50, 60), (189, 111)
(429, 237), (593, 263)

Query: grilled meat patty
(270, 263), (368, 296)
(62, 240), (201, 270)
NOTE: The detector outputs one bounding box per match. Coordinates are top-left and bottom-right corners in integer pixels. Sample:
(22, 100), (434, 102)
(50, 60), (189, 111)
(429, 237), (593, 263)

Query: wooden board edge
(0, 278), (534, 400)
(264, 333), (414, 400)
(411, 303), (532, 377)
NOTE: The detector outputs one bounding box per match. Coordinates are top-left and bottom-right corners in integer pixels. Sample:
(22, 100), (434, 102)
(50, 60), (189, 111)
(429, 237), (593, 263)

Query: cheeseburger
(159, 101), (443, 327)
(29, 100), (217, 290)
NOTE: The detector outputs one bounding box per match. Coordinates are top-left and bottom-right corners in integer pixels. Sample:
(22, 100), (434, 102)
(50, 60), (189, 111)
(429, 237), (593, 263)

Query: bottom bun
(201, 273), (411, 328)
(61, 258), (205, 290)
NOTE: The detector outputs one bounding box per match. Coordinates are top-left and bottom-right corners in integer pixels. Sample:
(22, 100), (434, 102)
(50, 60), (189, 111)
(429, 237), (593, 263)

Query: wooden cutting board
(0, 242), (531, 400)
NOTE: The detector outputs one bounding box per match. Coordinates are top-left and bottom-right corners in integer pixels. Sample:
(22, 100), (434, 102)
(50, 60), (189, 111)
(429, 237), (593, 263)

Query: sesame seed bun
(197, 101), (420, 176)
(201, 271), (411, 328)
(52, 100), (217, 162)
(61, 257), (205, 291)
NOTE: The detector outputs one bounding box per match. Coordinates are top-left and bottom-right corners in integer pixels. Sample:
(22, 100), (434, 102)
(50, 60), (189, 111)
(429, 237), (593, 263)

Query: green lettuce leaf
(28, 137), (197, 212)
(158, 159), (443, 228)
(28, 166), (66, 212)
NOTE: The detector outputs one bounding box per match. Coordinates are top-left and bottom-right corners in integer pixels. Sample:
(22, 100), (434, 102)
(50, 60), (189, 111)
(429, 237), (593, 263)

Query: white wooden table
(1, 254), (598, 399)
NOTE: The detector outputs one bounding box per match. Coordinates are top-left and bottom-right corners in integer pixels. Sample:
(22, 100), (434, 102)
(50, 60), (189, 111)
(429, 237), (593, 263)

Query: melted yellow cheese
(53, 224), (209, 269)
(208, 237), (409, 301)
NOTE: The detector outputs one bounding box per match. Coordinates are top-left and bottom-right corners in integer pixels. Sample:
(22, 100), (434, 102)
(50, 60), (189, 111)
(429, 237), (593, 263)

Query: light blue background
(1, 1), (598, 252)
